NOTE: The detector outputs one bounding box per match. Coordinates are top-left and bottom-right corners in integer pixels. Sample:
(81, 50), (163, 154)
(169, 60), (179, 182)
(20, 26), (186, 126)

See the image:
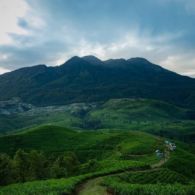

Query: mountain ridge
(0, 55), (195, 108)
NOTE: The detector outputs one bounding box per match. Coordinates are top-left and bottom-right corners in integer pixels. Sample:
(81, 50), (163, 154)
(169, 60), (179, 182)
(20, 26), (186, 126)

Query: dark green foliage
(0, 153), (13, 185)
(28, 150), (47, 180)
(50, 156), (68, 178)
(78, 159), (99, 174)
(50, 153), (79, 178)
(13, 149), (30, 182)
(0, 149), (80, 186)
(0, 161), (148, 195)
(0, 56), (195, 108)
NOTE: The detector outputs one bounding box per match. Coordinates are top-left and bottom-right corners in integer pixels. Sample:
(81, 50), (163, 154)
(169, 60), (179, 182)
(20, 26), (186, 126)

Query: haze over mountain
(0, 56), (195, 108)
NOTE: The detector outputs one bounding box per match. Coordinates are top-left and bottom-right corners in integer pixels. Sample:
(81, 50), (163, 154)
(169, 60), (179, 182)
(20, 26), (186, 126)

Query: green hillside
(86, 98), (188, 128)
(0, 125), (160, 190)
(0, 125), (195, 194)
(1, 98), (194, 135)
(0, 107), (82, 134)
(0, 125), (162, 162)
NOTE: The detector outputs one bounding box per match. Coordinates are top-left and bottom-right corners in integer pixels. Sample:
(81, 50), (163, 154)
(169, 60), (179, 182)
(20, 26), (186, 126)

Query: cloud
(0, 67), (10, 75)
(0, 0), (195, 77)
(0, 0), (30, 45)
(160, 52), (195, 77)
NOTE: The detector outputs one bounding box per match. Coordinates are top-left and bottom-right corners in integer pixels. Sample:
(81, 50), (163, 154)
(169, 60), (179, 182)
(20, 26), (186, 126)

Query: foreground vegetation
(0, 161), (148, 194)
(0, 149), (79, 186)
(102, 147), (195, 195)
(0, 126), (157, 187)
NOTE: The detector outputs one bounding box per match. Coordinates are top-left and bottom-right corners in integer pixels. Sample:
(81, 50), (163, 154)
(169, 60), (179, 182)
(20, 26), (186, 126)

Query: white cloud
(53, 29), (195, 78)
(59, 30), (181, 61)
(0, 0), (30, 45)
(160, 52), (195, 77)
(0, 53), (8, 60)
(0, 67), (10, 74)
(0, 53), (11, 74)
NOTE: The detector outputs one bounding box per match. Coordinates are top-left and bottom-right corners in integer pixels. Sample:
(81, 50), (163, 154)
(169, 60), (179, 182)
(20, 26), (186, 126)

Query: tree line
(0, 149), (79, 186)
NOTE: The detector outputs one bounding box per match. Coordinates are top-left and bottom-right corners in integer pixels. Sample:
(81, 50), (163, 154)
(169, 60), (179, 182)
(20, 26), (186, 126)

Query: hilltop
(0, 125), (161, 160)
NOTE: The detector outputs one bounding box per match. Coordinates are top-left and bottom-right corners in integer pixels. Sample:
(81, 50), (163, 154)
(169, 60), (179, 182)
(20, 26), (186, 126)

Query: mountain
(0, 56), (195, 108)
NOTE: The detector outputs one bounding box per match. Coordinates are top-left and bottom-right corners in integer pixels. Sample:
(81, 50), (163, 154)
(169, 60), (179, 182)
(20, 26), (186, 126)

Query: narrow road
(76, 153), (169, 195)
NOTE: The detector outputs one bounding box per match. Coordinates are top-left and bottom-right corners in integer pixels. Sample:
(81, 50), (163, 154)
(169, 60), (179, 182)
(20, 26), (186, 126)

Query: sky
(0, 0), (195, 77)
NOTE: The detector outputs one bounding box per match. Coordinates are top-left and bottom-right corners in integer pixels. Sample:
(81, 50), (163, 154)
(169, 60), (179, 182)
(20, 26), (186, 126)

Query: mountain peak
(62, 56), (84, 66)
(82, 55), (103, 65)
(128, 57), (151, 64)
(66, 56), (81, 62)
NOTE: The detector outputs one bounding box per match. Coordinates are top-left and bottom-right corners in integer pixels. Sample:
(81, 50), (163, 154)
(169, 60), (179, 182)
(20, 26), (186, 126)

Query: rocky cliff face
(0, 98), (33, 115)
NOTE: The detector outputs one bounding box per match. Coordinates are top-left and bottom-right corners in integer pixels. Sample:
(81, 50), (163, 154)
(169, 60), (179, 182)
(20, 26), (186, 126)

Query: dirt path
(76, 153), (169, 195)
(151, 151), (169, 169)
(76, 177), (109, 195)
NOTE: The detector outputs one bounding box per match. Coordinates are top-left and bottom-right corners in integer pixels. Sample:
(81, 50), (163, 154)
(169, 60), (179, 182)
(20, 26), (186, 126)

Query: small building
(169, 143), (176, 151)
(165, 140), (170, 144)
(165, 140), (176, 151)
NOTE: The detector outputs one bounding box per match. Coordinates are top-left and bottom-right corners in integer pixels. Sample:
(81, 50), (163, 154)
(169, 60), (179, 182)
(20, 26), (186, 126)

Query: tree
(0, 153), (13, 185)
(13, 149), (29, 182)
(50, 152), (79, 178)
(50, 155), (68, 178)
(63, 152), (80, 175)
(28, 150), (48, 180)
